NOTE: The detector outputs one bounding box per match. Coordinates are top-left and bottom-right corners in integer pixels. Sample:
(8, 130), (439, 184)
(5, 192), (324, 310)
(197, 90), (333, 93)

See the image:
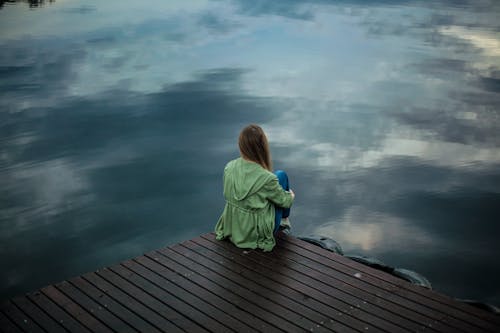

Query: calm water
(1, 0), (499, 306)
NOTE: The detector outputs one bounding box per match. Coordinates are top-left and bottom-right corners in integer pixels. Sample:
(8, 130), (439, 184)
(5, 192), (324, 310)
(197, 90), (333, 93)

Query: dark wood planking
(69, 275), (162, 333)
(195, 235), (446, 333)
(279, 233), (500, 325)
(55, 280), (137, 333)
(94, 268), (193, 333)
(270, 242), (467, 333)
(184, 238), (371, 332)
(131, 255), (280, 333)
(0, 309), (22, 333)
(107, 263), (234, 333)
(124, 259), (263, 333)
(82, 271), (181, 333)
(278, 237), (496, 333)
(2, 232), (499, 333)
(272, 247), (459, 332)
(187, 237), (407, 333)
(110, 262), (208, 332)
(10, 296), (66, 333)
(168, 242), (360, 333)
(152, 247), (303, 332)
(147, 249), (291, 333)
(111, 265), (249, 332)
(276, 234), (499, 332)
(167, 243), (337, 333)
(0, 300), (44, 333)
(42, 284), (114, 333)
(217, 236), (458, 333)
(180, 240), (352, 333)
(28, 288), (92, 333)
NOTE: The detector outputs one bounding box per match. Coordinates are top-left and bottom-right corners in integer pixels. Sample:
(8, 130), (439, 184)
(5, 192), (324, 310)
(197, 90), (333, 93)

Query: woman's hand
(289, 189), (295, 199)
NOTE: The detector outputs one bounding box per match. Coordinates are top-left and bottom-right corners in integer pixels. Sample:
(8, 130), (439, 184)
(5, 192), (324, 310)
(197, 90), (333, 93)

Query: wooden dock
(1, 233), (499, 332)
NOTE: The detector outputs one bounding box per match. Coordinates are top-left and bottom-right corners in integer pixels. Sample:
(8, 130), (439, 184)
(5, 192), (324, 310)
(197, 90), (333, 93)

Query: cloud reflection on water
(0, 65), (277, 296)
(313, 207), (436, 253)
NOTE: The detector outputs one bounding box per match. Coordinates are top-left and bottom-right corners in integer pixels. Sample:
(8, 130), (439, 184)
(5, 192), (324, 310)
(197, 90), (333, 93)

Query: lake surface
(1, 0), (499, 306)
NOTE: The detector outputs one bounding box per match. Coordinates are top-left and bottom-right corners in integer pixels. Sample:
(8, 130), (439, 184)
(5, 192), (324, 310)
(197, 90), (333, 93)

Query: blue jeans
(274, 170), (291, 233)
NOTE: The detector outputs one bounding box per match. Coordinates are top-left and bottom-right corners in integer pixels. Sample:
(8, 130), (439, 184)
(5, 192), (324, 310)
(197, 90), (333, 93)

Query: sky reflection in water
(1, 0), (500, 305)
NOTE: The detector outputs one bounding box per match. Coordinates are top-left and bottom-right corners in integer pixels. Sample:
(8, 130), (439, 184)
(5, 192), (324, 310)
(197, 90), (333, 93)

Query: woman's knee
(274, 169), (286, 177)
(274, 170), (289, 189)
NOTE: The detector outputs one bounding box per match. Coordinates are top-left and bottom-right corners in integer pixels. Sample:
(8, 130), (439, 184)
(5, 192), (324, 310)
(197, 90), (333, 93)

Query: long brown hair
(238, 124), (273, 171)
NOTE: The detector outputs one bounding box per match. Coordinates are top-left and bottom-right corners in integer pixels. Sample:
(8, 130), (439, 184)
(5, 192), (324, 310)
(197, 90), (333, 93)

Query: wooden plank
(0, 310), (22, 333)
(184, 238), (363, 332)
(167, 243), (332, 333)
(185, 237), (404, 333)
(69, 275), (161, 333)
(100, 265), (213, 332)
(221, 235), (458, 333)
(130, 255), (278, 333)
(276, 234), (498, 332)
(195, 235), (445, 333)
(3, 232), (499, 333)
(272, 244), (457, 332)
(149, 248), (296, 332)
(41, 285), (113, 333)
(28, 289), (92, 333)
(280, 234), (500, 324)
(183, 242), (352, 331)
(0, 300), (44, 333)
(166, 242), (355, 333)
(10, 296), (65, 333)
(270, 242), (465, 333)
(113, 262), (253, 333)
(55, 280), (137, 333)
(82, 271), (180, 333)
(144, 250), (288, 333)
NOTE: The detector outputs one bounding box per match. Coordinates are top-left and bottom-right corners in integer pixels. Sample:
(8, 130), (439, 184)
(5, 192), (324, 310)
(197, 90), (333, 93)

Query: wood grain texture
(2, 232), (499, 333)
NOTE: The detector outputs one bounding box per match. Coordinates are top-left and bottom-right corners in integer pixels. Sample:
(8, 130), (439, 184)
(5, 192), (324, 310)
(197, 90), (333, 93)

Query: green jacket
(215, 157), (294, 251)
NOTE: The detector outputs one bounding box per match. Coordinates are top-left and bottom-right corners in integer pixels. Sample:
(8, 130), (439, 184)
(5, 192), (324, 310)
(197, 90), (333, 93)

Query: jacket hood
(226, 158), (272, 201)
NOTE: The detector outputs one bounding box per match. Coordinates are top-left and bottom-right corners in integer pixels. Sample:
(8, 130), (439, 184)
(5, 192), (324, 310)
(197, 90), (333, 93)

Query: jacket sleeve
(262, 176), (294, 208)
